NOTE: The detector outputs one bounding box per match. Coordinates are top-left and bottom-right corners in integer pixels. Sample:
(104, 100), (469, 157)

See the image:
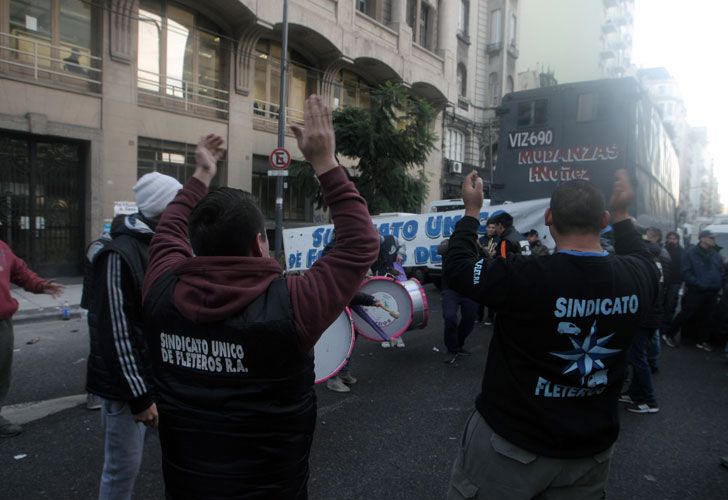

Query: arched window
(332, 70), (371, 109)
(137, 0), (226, 115)
(506, 75), (514, 95)
(489, 72), (501, 106)
(252, 40), (318, 123)
(457, 64), (467, 97)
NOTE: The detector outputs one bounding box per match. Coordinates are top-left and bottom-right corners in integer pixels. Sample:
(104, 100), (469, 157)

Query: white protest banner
(283, 198), (551, 271)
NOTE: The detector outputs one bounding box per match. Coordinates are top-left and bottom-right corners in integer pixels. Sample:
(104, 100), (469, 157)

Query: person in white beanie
(133, 171), (184, 220)
(85, 172), (181, 500)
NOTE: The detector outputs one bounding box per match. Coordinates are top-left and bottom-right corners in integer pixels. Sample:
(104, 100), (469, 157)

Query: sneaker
(381, 341), (392, 349)
(394, 337), (405, 348)
(662, 334), (677, 348)
(696, 342), (714, 352)
(626, 401), (659, 414)
(458, 348), (473, 356)
(86, 393), (102, 411)
(443, 353), (459, 364)
(326, 376), (351, 393)
(618, 394), (633, 404)
(0, 416), (22, 437)
(484, 320), (493, 326)
(339, 372), (357, 385)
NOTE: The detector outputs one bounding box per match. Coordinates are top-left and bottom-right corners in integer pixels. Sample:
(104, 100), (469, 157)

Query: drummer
(326, 291), (383, 393)
(373, 235), (407, 348)
(141, 96), (379, 499)
(320, 235), (385, 392)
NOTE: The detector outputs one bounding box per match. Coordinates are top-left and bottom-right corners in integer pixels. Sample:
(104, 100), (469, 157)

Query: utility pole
(274, 0), (289, 261)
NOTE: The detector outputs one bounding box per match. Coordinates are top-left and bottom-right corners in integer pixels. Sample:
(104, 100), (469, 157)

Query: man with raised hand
(142, 95), (379, 499)
(444, 170), (657, 499)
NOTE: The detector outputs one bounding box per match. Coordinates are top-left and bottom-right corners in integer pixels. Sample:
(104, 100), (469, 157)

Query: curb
(3, 394), (86, 425)
(14, 306), (83, 325)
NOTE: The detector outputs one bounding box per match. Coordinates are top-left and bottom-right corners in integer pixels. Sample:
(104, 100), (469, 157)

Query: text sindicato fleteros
(159, 332), (248, 374)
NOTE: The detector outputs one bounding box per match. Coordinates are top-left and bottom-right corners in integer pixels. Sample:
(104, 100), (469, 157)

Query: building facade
(679, 127), (720, 222)
(637, 68), (720, 222)
(516, 0), (633, 87)
(441, 0), (518, 198)
(0, 0), (465, 275)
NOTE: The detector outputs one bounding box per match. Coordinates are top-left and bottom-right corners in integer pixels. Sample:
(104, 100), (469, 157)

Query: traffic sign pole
(274, 0), (289, 262)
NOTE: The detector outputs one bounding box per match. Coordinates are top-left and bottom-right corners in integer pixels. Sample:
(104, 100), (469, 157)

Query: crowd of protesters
(1, 93), (727, 499)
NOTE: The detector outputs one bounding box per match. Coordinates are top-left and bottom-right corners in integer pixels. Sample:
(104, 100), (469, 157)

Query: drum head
(314, 310), (355, 384)
(353, 277), (413, 342)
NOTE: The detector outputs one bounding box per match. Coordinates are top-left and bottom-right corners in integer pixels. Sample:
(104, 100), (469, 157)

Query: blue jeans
(647, 330), (660, 370)
(627, 328), (656, 404)
(99, 399), (146, 500)
(442, 289), (479, 354)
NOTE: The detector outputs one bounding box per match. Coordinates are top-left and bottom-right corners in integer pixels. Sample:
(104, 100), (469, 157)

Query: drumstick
(377, 303), (400, 319)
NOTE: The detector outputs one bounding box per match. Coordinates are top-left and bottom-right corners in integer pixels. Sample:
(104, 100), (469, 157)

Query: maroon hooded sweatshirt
(142, 166), (379, 352)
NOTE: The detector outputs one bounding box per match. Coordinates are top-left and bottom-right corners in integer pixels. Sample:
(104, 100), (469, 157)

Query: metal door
(0, 132), (85, 276)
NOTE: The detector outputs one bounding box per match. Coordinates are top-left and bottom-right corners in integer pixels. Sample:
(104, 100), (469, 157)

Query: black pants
(443, 289), (478, 354)
(666, 288), (718, 344)
(660, 283), (681, 333)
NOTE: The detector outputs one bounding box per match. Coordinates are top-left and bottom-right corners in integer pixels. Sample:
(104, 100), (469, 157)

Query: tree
(289, 82), (438, 214)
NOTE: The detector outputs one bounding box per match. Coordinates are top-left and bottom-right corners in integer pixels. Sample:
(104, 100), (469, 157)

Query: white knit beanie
(133, 172), (183, 219)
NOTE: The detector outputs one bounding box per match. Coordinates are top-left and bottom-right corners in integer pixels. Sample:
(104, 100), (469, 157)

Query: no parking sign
(269, 147), (291, 176)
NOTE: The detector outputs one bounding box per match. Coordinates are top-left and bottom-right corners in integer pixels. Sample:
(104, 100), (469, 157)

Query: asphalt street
(1, 285), (727, 499)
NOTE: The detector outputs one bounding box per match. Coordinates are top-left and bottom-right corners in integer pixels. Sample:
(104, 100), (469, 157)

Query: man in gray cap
(86, 171), (182, 500)
(663, 229), (723, 351)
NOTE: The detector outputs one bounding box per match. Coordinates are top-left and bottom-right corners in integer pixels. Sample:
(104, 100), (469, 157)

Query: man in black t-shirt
(444, 170), (656, 500)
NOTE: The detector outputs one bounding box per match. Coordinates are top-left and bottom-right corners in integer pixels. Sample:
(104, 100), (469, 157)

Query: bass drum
(314, 309), (355, 384)
(352, 276), (413, 342)
(402, 278), (429, 330)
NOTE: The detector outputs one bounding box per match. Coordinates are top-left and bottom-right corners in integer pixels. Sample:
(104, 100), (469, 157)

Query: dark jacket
(141, 168), (378, 498)
(443, 218), (657, 458)
(682, 244), (722, 292)
(81, 214), (126, 310)
(86, 215), (155, 414)
(145, 272), (311, 499)
(498, 226), (531, 257)
(641, 242), (670, 328)
(665, 243), (683, 285)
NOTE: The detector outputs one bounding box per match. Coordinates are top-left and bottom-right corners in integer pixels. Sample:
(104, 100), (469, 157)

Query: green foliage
(291, 82), (438, 214)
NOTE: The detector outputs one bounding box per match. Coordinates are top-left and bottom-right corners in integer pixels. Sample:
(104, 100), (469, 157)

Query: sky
(632, 0), (728, 207)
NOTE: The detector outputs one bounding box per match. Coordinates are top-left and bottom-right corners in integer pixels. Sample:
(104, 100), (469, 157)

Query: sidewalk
(12, 280), (84, 324)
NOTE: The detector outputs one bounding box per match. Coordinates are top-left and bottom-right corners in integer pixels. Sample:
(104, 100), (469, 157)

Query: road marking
(3, 394), (86, 425)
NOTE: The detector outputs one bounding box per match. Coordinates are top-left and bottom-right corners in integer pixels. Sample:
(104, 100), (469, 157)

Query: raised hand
(194, 134), (225, 187)
(290, 95), (338, 176)
(609, 169), (634, 223)
(462, 170), (484, 218)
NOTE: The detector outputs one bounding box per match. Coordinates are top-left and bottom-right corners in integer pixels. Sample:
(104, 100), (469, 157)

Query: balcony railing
(252, 99), (304, 133)
(137, 69), (229, 118)
(0, 31), (102, 92)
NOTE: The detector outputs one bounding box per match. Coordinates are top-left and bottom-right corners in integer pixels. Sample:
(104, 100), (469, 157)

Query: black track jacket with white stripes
(86, 215), (154, 414)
